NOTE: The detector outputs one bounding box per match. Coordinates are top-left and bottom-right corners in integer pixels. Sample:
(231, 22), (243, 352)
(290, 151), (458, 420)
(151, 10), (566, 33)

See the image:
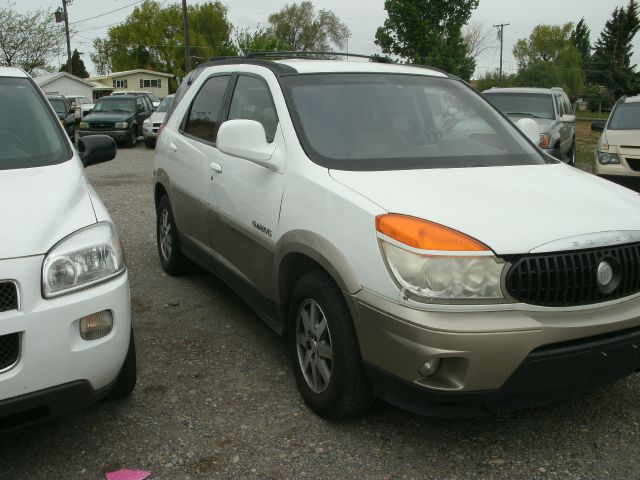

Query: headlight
(115, 121), (129, 129)
(42, 222), (125, 298)
(79, 121), (89, 129)
(377, 214), (505, 301)
(597, 151), (620, 165)
(143, 120), (151, 127)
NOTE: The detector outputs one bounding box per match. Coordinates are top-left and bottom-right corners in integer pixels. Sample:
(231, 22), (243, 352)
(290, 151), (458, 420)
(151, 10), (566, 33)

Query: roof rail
(550, 87), (564, 91)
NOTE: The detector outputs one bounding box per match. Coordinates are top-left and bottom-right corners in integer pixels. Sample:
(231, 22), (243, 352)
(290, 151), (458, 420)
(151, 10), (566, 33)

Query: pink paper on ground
(105, 469), (152, 480)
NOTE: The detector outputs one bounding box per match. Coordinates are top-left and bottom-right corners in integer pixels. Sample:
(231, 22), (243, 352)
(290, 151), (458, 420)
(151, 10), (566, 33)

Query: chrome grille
(506, 243), (640, 307)
(0, 333), (20, 372)
(0, 282), (18, 312)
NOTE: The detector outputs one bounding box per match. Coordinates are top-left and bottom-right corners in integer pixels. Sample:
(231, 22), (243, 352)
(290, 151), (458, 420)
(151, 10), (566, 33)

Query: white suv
(0, 67), (135, 430)
(154, 57), (640, 419)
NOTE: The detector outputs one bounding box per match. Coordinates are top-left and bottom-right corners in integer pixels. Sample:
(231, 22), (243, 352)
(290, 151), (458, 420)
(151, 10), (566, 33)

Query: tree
(476, 70), (515, 91)
(512, 23), (585, 96)
(463, 22), (494, 61)
(234, 26), (291, 56)
(375, 0), (479, 81)
(59, 49), (89, 78)
(571, 18), (591, 65)
(90, 0), (235, 83)
(590, 0), (640, 97)
(0, 3), (64, 75)
(267, 2), (350, 51)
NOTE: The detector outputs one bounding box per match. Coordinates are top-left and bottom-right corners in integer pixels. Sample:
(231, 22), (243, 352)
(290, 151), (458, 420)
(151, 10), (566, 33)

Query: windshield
(48, 98), (67, 114)
(608, 102), (640, 130)
(147, 93), (160, 103)
(156, 95), (174, 113)
(93, 98), (136, 113)
(282, 74), (549, 170)
(483, 92), (555, 120)
(0, 77), (71, 170)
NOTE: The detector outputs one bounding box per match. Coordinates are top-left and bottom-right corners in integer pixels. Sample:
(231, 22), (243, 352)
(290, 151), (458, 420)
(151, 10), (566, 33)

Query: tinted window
(608, 102), (640, 130)
(94, 97), (136, 113)
(48, 98), (67, 114)
(228, 75), (278, 142)
(183, 75), (230, 142)
(484, 92), (555, 120)
(283, 74), (549, 171)
(0, 77), (71, 170)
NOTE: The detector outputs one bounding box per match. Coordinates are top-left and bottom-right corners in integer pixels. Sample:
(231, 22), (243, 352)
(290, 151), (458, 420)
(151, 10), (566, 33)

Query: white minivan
(155, 56), (640, 419)
(0, 67), (135, 430)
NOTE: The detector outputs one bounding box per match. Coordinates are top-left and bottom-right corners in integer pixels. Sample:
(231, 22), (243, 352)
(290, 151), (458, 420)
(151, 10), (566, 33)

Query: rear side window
(183, 75), (230, 143)
(228, 75), (278, 143)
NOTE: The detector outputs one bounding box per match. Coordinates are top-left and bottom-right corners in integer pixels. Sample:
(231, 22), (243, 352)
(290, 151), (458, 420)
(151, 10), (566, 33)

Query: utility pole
(55, 0), (73, 74)
(182, 0), (191, 72)
(493, 22), (509, 86)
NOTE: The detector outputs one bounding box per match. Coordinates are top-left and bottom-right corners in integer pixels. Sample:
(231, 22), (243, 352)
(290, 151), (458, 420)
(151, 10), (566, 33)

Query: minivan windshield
(93, 97), (136, 113)
(282, 74), (550, 170)
(0, 77), (71, 170)
(608, 102), (640, 130)
(483, 92), (555, 120)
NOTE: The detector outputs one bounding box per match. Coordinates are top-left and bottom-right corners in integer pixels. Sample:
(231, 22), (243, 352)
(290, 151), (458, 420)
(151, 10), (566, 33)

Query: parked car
(46, 94), (75, 139)
(66, 94), (95, 119)
(155, 56), (640, 419)
(112, 90), (160, 109)
(0, 66), (136, 431)
(143, 94), (174, 149)
(483, 87), (577, 164)
(592, 95), (640, 190)
(79, 95), (152, 147)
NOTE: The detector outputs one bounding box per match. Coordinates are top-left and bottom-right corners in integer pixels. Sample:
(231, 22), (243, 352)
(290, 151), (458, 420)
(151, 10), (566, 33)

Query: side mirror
(591, 121), (606, 133)
(217, 119), (283, 171)
(515, 118), (540, 145)
(78, 135), (117, 167)
(561, 114), (576, 123)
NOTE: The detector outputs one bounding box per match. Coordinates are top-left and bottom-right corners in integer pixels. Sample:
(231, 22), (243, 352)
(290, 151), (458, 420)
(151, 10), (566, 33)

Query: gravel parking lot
(1, 144), (640, 480)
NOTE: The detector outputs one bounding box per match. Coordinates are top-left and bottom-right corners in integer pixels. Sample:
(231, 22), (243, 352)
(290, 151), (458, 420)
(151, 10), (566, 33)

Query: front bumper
(348, 289), (640, 416)
(0, 254), (131, 424)
(79, 130), (128, 143)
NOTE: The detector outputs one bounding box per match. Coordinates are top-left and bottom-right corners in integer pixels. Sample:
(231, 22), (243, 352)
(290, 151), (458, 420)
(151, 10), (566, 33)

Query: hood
(84, 111), (133, 123)
(149, 110), (167, 123)
(330, 163), (640, 255)
(0, 159), (97, 259)
(604, 129), (640, 148)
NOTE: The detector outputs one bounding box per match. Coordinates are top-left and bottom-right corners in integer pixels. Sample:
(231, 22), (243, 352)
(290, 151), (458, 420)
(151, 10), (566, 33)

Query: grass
(575, 110), (610, 120)
(575, 119), (600, 172)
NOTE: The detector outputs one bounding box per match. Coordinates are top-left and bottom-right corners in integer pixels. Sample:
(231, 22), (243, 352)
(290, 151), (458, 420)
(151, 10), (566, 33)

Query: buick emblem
(596, 261), (613, 288)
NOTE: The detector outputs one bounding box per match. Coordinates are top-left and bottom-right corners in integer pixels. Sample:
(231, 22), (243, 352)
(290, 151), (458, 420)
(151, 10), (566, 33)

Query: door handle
(209, 161), (222, 173)
(169, 142), (177, 152)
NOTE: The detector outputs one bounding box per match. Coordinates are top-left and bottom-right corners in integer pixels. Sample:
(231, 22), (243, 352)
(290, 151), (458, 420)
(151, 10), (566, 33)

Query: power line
(70, 0), (143, 25)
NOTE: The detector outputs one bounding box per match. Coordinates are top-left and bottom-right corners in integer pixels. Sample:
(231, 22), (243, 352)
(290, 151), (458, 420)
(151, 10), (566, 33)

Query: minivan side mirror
(515, 118), (540, 145)
(78, 135), (117, 167)
(217, 119), (283, 171)
(591, 121), (606, 133)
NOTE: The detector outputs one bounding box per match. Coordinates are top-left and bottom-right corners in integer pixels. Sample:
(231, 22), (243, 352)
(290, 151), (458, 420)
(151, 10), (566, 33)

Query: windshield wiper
(505, 112), (548, 119)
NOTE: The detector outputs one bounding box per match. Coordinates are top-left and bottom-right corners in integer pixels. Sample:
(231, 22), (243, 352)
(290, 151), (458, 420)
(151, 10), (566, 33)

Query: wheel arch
(154, 169), (171, 211)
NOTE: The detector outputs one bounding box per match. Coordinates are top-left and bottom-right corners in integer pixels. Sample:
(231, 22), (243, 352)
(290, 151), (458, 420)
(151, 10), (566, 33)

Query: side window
(183, 75), (230, 143)
(554, 95), (565, 116)
(228, 75), (278, 143)
(136, 98), (143, 110)
(563, 96), (573, 116)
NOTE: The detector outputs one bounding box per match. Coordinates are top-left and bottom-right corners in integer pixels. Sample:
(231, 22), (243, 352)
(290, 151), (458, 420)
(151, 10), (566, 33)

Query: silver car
(483, 87), (577, 165)
(143, 94), (174, 148)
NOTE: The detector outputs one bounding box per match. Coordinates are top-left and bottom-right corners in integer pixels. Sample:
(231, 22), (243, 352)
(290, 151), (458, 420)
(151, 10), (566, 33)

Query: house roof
(89, 69), (175, 81)
(34, 71), (94, 88)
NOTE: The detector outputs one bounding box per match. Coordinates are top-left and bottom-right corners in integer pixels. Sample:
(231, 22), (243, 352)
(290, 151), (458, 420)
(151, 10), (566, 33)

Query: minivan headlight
(42, 222), (125, 298)
(597, 151), (620, 165)
(377, 215), (505, 301)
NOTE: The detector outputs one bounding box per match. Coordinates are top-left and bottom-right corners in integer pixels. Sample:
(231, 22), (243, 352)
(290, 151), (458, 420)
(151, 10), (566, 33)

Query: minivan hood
(330, 163), (640, 255)
(0, 159), (97, 259)
(604, 129), (640, 147)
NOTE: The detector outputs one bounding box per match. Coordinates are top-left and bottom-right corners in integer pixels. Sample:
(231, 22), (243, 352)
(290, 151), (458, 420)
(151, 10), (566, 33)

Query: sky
(7, 0), (640, 78)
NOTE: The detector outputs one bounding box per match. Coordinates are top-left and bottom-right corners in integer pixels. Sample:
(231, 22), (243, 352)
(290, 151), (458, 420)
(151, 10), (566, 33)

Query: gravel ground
(1, 145), (640, 480)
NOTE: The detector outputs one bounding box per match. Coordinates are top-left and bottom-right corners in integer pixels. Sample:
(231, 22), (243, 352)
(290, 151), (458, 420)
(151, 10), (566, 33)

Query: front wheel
(125, 126), (137, 148)
(288, 270), (373, 419)
(568, 139), (576, 166)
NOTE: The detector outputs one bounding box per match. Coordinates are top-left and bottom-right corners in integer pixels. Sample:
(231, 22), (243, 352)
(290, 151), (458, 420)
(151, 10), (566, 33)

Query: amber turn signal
(376, 214), (489, 251)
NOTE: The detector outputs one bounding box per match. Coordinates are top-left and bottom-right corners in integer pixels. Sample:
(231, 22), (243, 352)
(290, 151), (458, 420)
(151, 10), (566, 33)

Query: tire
(144, 138), (155, 149)
(288, 270), (373, 419)
(568, 139), (576, 166)
(125, 126), (137, 148)
(104, 329), (137, 401)
(156, 195), (190, 275)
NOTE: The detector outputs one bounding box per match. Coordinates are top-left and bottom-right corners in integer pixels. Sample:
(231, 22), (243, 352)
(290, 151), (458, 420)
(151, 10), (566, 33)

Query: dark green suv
(79, 95), (152, 147)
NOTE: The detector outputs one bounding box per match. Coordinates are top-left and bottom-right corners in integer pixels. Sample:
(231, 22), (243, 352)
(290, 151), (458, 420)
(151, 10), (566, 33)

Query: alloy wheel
(296, 299), (333, 393)
(159, 209), (172, 260)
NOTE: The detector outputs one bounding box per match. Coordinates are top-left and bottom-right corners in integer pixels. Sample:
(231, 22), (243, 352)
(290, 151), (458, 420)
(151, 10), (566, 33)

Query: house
(34, 72), (94, 99)
(88, 69), (174, 100)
